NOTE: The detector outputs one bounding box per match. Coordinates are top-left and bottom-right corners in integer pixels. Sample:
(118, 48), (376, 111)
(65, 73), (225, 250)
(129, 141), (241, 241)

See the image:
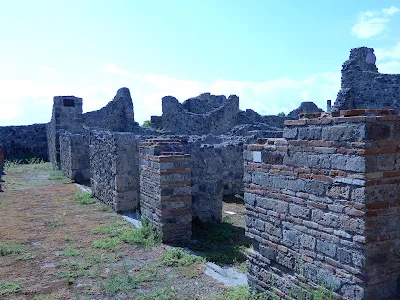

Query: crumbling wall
(182, 93), (227, 114)
(245, 109), (400, 299)
(0, 124), (48, 161)
(139, 139), (192, 245)
(89, 131), (141, 212)
(286, 101), (324, 119)
(60, 131), (90, 183)
(47, 96), (83, 169)
(83, 87), (137, 132)
(334, 47), (400, 112)
(162, 94), (239, 135)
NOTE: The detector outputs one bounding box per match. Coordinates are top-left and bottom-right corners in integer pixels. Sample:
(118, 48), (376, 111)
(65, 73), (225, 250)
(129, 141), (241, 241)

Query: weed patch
(162, 248), (204, 267)
(103, 262), (160, 295)
(75, 192), (97, 204)
(48, 170), (73, 183)
(0, 241), (33, 260)
(0, 281), (21, 296)
(92, 219), (161, 248)
(92, 237), (121, 250)
(44, 216), (64, 229)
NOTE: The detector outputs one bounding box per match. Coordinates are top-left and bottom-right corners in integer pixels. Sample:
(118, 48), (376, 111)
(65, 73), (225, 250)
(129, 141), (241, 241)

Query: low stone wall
(0, 124), (48, 161)
(139, 139), (192, 245)
(60, 131), (90, 184)
(90, 131), (141, 212)
(245, 109), (400, 299)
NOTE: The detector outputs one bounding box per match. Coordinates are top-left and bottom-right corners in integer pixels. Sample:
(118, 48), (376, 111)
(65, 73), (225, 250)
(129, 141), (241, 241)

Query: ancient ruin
(1, 46), (400, 299)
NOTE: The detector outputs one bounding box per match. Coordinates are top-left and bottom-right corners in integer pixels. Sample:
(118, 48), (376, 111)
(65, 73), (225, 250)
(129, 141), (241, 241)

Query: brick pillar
(245, 109), (400, 299)
(139, 139), (192, 246)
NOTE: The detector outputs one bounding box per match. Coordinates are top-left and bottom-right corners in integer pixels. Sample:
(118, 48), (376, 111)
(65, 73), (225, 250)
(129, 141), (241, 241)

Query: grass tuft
(92, 237), (121, 250)
(162, 248), (204, 267)
(75, 192), (97, 204)
(0, 282), (22, 296)
(92, 219), (161, 248)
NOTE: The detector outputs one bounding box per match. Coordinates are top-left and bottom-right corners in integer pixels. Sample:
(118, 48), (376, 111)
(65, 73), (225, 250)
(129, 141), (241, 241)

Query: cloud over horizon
(0, 64), (342, 126)
(351, 6), (399, 39)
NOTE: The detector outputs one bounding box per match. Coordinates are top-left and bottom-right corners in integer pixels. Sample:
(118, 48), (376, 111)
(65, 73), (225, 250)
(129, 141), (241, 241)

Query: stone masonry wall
(139, 139), (192, 245)
(47, 96), (83, 169)
(60, 131), (90, 184)
(0, 145), (4, 172)
(0, 124), (48, 161)
(90, 131), (141, 212)
(245, 109), (400, 299)
(334, 47), (400, 112)
(83, 87), (137, 132)
(162, 94), (239, 135)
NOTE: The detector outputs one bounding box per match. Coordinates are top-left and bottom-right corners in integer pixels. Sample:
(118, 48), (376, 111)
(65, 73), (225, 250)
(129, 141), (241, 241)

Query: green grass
(0, 281), (21, 296)
(92, 219), (161, 248)
(219, 286), (269, 300)
(0, 242), (23, 256)
(58, 245), (122, 284)
(0, 241), (33, 260)
(48, 170), (74, 183)
(75, 192), (97, 204)
(162, 248), (204, 267)
(61, 246), (84, 257)
(103, 262), (160, 295)
(92, 237), (121, 250)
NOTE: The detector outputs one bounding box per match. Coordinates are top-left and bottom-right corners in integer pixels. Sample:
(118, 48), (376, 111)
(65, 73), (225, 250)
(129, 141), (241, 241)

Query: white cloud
(375, 42), (400, 60)
(351, 6), (399, 39)
(100, 64), (139, 78)
(40, 66), (56, 72)
(0, 65), (341, 126)
(382, 6), (400, 17)
(377, 60), (400, 74)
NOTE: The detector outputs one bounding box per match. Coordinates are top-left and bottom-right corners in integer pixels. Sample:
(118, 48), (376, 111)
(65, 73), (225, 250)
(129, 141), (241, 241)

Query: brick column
(139, 139), (192, 246)
(245, 109), (400, 299)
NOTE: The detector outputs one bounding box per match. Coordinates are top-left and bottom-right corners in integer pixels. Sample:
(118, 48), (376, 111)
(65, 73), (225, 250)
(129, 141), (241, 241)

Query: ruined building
(1, 46), (399, 299)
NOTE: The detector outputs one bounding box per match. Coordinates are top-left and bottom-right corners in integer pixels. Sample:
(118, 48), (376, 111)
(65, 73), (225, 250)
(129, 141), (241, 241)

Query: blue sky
(1, 0), (400, 126)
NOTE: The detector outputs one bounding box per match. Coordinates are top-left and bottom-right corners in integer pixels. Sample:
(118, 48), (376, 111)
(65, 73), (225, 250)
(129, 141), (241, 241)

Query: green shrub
(142, 120), (152, 128)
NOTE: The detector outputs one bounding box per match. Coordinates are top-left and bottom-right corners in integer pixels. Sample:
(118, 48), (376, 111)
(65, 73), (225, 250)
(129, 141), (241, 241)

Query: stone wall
(83, 87), (137, 132)
(333, 47), (400, 112)
(47, 96), (83, 169)
(60, 131), (90, 183)
(0, 124), (48, 161)
(89, 131), (141, 212)
(0, 145), (4, 172)
(245, 109), (400, 299)
(139, 139), (192, 245)
(162, 94), (239, 135)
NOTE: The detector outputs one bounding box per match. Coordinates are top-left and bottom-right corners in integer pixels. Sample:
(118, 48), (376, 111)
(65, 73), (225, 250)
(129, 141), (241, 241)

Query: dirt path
(0, 163), (248, 300)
